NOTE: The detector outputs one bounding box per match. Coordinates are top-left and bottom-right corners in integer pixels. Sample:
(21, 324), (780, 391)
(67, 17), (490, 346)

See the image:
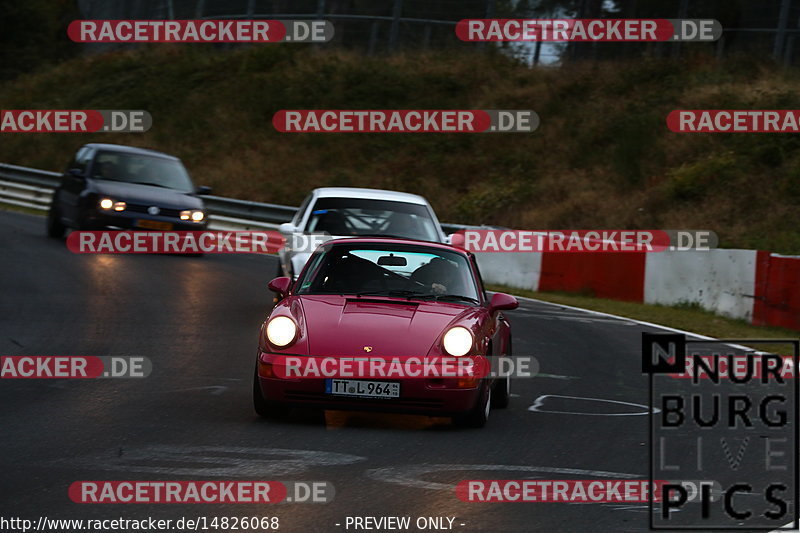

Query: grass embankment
(1, 46), (799, 253)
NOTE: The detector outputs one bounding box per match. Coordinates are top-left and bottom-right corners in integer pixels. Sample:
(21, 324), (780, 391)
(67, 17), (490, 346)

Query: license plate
(136, 220), (173, 230)
(325, 379), (399, 399)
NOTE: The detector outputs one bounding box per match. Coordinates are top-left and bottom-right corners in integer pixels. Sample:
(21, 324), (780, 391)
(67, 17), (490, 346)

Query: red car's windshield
(295, 243), (481, 304)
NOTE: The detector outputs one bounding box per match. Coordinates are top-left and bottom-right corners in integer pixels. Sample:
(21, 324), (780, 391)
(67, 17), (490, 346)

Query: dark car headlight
(180, 210), (205, 222)
(99, 198), (126, 211)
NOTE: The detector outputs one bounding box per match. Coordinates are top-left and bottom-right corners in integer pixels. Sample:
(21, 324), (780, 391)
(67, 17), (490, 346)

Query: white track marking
(49, 446), (365, 477)
(168, 385), (229, 395)
(366, 464), (640, 491)
(528, 395), (660, 416)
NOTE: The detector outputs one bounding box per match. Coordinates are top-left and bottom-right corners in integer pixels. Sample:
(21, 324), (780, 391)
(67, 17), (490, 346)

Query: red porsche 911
(253, 238), (518, 427)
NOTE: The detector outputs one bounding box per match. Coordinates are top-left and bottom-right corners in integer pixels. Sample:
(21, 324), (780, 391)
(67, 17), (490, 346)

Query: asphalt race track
(0, 209), (795, 532)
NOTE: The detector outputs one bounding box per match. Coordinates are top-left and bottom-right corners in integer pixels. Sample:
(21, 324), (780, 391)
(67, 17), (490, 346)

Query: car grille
(125, 203), (183, 218)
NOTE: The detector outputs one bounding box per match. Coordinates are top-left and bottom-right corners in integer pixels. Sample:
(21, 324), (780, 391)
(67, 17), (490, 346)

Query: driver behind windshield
(315, 210), (351, 235)
(411, 257), (466, 295)
(385, 213), (426, 240)
(133, 161), (160, 185)
(96, 160), (118, 180)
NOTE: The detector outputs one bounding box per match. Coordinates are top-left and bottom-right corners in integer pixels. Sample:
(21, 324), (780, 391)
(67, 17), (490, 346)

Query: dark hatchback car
(47, 143), (211, 237)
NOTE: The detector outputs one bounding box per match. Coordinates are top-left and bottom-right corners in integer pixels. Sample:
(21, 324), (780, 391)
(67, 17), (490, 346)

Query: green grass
(0, 202), (46, 217)
(1, 47), (799, 252)
(489, 285), (799, 352)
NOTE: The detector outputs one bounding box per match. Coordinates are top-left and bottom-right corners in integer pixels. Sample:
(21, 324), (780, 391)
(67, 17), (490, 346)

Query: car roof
(323, 236), (467, 255)
(312, 187), (429, 205)
(83, 143), (179, 161)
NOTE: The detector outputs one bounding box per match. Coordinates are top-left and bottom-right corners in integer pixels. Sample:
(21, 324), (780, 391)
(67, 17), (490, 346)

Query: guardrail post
(785, 35), (795, 67)
(368, 20), (380, 55)
(774, 0), (792, 60)
(672, 0), (690, 59)
(423, 24), (432, 49)
(388, 0), (403, 51)
(479, 0), (495, 52)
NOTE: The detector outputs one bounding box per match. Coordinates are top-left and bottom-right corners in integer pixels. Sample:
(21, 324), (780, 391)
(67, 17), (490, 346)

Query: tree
(0, 0), (80, 81)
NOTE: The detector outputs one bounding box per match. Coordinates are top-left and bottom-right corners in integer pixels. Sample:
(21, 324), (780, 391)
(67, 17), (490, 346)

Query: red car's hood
(297, 295), (476, 357)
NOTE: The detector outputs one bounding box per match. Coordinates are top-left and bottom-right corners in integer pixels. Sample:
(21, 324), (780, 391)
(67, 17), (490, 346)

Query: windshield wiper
(411, 294), (481, 305)
(354, 291), (479, 305)
(354, 289), (421, 298)
(128, 181), (172, 189)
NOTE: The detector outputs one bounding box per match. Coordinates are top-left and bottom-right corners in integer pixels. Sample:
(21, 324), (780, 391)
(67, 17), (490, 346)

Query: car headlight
(99, 198), (113, 210)
(266, 316), (298, 347)
(180, 210), (205, 222)
(443, 326), (473, 356)
(113, 201), (126, 211)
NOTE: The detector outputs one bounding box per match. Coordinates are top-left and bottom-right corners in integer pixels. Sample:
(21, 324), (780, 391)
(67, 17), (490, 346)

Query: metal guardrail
(201, 195), (296, 225)
(0, 163), (480, 234)
(0, 179), (53, 211)
(0, 163), (61, 187)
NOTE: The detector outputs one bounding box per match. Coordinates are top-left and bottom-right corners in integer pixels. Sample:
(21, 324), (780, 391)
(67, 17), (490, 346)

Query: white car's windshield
(305, 197), (440, 241)
(295, 243), (480, 304)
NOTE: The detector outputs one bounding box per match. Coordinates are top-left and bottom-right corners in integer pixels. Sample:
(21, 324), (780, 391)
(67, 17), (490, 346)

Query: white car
(277, 187), (448, 280)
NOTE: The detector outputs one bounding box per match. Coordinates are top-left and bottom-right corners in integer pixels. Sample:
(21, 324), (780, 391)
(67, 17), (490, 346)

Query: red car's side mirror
(488, 292), (518, 313)
(268, 276), (292, 298)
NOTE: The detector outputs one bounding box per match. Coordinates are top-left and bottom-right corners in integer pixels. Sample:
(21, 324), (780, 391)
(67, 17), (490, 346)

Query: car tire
(252, 365), (290, 419)
(492, 373), (510, 409)
(454, 383), (491, 428)
(492, 336), (513, 409)
(46, 203), (66, 238)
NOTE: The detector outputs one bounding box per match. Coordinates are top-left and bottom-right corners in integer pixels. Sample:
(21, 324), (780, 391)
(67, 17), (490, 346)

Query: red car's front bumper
(256, 352), (486, 416)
